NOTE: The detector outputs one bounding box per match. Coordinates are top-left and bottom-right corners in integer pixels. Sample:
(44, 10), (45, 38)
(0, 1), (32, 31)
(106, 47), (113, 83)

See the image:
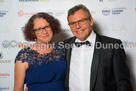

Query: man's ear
(90, 17), (93, 27)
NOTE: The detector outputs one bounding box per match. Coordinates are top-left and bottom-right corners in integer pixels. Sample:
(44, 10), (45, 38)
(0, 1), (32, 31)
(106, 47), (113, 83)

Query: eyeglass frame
(33, 25), (51, 33)
(68, 17), (90, 27)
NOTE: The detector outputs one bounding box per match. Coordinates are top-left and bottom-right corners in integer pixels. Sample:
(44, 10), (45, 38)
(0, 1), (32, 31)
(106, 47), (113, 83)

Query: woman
(14, 12), (67, 91)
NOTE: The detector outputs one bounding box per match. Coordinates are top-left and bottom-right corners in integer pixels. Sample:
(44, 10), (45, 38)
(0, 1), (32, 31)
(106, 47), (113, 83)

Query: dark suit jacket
(63, 32), (133, 91)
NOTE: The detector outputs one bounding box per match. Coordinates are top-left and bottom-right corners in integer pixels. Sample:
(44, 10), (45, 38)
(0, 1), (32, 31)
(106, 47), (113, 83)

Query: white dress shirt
(69, 31), (96, 91)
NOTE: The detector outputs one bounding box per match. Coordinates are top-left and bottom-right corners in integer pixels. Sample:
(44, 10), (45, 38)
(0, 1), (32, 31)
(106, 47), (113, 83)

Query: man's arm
(113, 40), (133, 91)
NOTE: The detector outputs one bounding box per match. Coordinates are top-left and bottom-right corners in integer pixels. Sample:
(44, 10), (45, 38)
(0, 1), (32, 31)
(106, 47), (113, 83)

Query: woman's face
(33, 18), (53, 44)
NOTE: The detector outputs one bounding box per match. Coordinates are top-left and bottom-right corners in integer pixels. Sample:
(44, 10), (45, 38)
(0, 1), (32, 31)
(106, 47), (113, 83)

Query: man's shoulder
(97, 33), (122, 44)
(63, 36), (76, 43)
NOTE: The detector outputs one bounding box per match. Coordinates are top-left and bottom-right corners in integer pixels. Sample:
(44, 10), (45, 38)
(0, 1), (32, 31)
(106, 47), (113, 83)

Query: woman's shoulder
(18, 47), (31, 53)
(15, 47), (32, 63)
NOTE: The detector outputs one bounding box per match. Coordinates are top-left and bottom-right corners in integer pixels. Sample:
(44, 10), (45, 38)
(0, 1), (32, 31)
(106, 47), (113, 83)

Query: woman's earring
(34, 38), (37, 41)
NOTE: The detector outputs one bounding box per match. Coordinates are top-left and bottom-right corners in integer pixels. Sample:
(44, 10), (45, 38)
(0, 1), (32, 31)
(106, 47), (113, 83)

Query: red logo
(18, 10), (36, 17)
(0, 73), (10, 77)
(18, 10), (24, 17)
(90, 11), (96, 14)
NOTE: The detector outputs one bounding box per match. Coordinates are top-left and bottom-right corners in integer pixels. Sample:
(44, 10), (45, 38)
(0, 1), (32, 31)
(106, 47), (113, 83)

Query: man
(63, 4), (133, 91)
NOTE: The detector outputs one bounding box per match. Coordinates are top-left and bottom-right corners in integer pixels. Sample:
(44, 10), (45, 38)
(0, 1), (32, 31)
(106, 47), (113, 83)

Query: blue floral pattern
(15, 44), (65, 68)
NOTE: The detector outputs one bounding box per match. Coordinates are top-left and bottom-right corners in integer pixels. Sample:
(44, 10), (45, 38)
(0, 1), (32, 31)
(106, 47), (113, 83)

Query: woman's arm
(14, 60), (28, 91)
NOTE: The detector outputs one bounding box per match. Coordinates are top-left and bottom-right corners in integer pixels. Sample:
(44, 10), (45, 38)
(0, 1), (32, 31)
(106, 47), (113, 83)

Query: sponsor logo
(99, 0), (130, 2)
(46, 9), (65, 17)
(135, 8), (136, 12)
(0, 73), (10, 78)
(21, 26), (25, 31)
(18, 10), (36, 17)
(0, 51), (3, 59)
(0, 51), (11, 63)
(99, 0), (103, 2)
(1, 40), (35, 49)
(99, 0), (119, 2)
(18, 9), (66, 17)
(54, 10), (65, 17)
(90, 11), (96, 14)
(102, 8), (110, 16)
(0, 87), (9, 91)
(0, 10), (8, 17)
(112, 7), (126, 15)
(45, 10), (53, 15)
(2, 40), (11, 49)
(21, 24), (26, 31)
(18, 0), (49, 2)
(102, 7), (126, 16)
(0, 60), (11, 63)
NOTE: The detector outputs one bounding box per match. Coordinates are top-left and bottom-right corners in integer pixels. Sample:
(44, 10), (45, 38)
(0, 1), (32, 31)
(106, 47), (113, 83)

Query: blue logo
(45, 9), (53, 15)
(47, 11), (53, 15)
(0, 51), (3, 59)
(0, 10), (8, 17)
(19, 0), (38, 2)
(54, 10), (65, 17)
(19, 0), (49, 2)
(21, 26), (25, 31)
(2, 40), (10, 48)
(112, 7), (126, 15)
(102, 8), (110, 16)
(102, 7), (126, 16)
(0, 87), (9, 90)
(99, 0), (103, 2)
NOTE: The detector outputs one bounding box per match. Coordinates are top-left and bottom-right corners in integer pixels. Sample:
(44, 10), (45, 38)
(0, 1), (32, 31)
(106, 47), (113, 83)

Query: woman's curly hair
(23, 12), (61, 41)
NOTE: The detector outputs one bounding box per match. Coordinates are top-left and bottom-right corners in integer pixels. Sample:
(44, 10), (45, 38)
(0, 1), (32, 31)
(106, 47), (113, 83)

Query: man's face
(68, 9), (93, 41)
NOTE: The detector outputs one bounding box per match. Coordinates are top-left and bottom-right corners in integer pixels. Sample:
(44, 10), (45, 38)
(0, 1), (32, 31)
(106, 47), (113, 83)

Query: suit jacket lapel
(65, 37), (76, 89)
(66, 37), (76, 65)
(90, 34), (101, 91)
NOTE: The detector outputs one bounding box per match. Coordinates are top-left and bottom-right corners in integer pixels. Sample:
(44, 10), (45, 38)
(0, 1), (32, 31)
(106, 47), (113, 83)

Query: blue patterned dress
(15, 44), (67, 91)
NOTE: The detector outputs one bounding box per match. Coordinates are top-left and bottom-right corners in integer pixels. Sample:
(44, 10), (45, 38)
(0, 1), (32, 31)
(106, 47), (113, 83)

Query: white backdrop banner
(0, 0), (136, 91)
